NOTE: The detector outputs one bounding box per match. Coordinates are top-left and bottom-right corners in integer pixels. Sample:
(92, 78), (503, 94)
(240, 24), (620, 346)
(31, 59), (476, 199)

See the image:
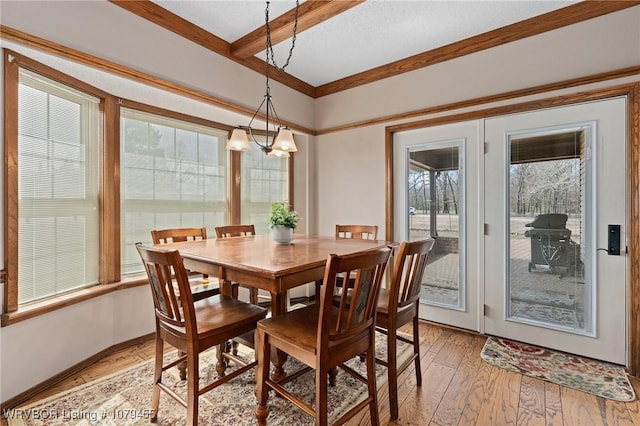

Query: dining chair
(375, 238), (435, 420)
(214, 224), (262, 305)
(255, 247), (392, 426)
(321, 224), (380, 301)
(136, 244), (267, 426)
(151, 227), (220, 301)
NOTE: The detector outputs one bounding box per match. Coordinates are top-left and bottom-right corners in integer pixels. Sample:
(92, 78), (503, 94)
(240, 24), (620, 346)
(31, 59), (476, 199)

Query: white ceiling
(152, 0), (577, 87)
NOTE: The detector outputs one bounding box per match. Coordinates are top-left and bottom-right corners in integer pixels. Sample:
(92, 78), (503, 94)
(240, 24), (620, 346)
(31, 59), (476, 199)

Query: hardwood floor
(3, 321), (639, 425)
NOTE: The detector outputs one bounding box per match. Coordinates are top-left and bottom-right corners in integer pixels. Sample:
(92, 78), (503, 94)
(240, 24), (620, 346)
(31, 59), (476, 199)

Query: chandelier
(226, 1), (299, 158)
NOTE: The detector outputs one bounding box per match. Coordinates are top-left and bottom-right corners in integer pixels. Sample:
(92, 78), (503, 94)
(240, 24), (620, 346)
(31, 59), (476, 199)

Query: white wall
(316, 124), (388, 237)
(0, 287), (154, 404)
(1, 0), (639, 404)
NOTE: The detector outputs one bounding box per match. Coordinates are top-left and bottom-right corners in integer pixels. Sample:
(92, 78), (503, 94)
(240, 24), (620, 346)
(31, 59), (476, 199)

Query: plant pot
(272, 225), (294, 244)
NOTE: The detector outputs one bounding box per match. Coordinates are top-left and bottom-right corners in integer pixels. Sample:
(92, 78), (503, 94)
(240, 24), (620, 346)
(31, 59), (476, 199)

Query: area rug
(481, 336), (636, 402)
(6, 332), (411, 425)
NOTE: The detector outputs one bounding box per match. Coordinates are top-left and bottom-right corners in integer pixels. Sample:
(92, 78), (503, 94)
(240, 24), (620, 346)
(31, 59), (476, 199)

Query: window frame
(118, 100), (234, 278)
(1, 51), (294, 325)
(3, 51), (112, 319)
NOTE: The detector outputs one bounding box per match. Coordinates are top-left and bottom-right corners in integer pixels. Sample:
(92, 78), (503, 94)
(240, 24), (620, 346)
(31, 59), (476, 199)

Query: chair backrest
(389, 239), (436, 311)
(136, 244), (196, 335)
(215, 224), (256, 238)
(318, 247), (391, 345)
(335, 224), (378, 240)
(151, 227), (207, 244)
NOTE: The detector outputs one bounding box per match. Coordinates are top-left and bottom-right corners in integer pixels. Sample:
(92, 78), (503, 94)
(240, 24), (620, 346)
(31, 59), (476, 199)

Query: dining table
(155, 233), (391, 379)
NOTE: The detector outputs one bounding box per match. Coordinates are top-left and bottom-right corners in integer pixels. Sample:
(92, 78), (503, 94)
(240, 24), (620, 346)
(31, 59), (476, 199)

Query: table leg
(270, 291), (289, 381)
(216, 278), (235, 377)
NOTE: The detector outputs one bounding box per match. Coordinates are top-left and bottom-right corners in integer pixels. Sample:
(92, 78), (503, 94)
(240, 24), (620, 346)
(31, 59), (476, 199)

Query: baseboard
(0, 332), (155, 410)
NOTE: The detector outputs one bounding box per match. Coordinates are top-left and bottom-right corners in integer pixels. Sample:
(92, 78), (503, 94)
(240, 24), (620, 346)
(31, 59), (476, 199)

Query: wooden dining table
(156, 233), (390, 379)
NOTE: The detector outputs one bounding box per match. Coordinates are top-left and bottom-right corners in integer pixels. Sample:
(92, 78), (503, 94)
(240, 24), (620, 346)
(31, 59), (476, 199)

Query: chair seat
(195, 295), (268, 334)
(257, 305), (319, 354)
(375, 288), (415, 318)
(257, 303), (370, 365)
(161, 295), (267, 346)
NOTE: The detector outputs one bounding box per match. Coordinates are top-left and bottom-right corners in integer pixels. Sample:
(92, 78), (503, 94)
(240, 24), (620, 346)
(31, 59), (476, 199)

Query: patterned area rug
(481, 336), (636, 402)
(7, 332), (411, 425)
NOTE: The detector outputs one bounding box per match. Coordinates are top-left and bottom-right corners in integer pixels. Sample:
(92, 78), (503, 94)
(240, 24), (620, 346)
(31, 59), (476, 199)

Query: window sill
(1, 278), (148, 327)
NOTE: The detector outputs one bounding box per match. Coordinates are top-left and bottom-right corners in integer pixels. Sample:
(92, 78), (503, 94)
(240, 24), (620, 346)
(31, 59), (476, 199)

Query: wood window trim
(3, 50), (113, 315)
(384, 82), (640, 376)
(1, 279), (148, 326)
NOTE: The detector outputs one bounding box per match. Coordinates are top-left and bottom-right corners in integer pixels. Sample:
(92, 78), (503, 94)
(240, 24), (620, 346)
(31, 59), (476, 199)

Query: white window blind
(120, 108), (228, 275)
(241, 140), (289, 235)
(17, 69), (100, 305)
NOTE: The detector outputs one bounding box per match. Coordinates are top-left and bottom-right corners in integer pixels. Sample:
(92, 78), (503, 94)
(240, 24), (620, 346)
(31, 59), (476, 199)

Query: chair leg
(216, 343), (227, 378)
(388, 326), (399, 420)
(413, 313), (422, 387)
(366, 339), (380, 426)
(186, 349), (199, 426)
(177, 350), (187, 380)
(314, 279), (322, 302)
(151, 335), (163, 422)
(255, 329), (271, 426)
(328, 367), (338, 387)
(231, 283), (248, 357)
(316, 365), (329, 426)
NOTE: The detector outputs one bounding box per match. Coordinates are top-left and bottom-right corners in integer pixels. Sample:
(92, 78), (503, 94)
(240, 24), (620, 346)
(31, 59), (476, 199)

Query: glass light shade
(226, 128), (252, 151)
(267, 148), (290, 158)
(271, 128), (297, 152)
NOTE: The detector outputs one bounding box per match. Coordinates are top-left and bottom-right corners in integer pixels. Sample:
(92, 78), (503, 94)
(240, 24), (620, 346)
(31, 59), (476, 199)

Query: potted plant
(269, 201), (299, 244)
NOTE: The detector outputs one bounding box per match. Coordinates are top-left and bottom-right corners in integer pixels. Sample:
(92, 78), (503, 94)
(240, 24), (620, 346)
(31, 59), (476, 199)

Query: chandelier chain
(227, 1), (299, 156)
(265, 0), (299, 72)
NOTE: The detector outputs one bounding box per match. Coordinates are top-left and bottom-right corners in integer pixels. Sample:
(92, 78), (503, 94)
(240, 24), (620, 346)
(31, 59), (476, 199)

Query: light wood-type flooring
(3, 321), (639, 425)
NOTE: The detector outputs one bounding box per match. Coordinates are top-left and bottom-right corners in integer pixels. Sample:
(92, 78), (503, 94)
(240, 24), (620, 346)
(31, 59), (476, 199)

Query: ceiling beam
(108, 0), (317, 97)
(315, 0), (640, 97)
(230, 0), (364, 59)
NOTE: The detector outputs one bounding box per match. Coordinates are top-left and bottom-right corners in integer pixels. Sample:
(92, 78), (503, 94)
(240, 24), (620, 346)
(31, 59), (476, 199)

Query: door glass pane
(408, 142), (464, 309)
(508, 127), (592, 333)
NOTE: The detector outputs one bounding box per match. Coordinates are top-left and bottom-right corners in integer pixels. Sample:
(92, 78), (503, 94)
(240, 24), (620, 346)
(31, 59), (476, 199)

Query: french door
(484, 98), (627, 364)
(396, 97), (627, 363)
(395, 121), (481, 331)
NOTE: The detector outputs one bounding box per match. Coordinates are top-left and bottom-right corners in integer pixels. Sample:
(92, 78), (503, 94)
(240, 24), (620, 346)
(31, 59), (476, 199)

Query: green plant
(269, 201), (299, 229)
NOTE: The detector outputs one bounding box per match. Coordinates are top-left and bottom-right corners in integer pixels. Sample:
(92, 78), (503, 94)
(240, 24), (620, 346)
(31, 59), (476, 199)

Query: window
(17, 69), (100, 304)
(241, 139), (290, 235)
(120, 109), (228, 276)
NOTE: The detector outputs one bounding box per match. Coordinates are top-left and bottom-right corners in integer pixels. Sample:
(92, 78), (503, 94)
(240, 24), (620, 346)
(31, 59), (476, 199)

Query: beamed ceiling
(109, 1), (639, 98)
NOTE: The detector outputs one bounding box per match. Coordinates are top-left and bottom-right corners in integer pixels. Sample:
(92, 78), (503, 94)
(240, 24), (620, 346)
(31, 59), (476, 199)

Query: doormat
(480, 336), (636, 402)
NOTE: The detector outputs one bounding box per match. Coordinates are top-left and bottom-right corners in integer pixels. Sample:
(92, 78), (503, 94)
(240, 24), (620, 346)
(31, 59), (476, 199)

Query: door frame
(385, 83), (640, 374)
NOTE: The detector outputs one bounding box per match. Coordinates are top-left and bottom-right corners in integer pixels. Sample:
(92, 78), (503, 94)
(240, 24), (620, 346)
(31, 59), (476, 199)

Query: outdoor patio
(413, 214), (586, 330)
